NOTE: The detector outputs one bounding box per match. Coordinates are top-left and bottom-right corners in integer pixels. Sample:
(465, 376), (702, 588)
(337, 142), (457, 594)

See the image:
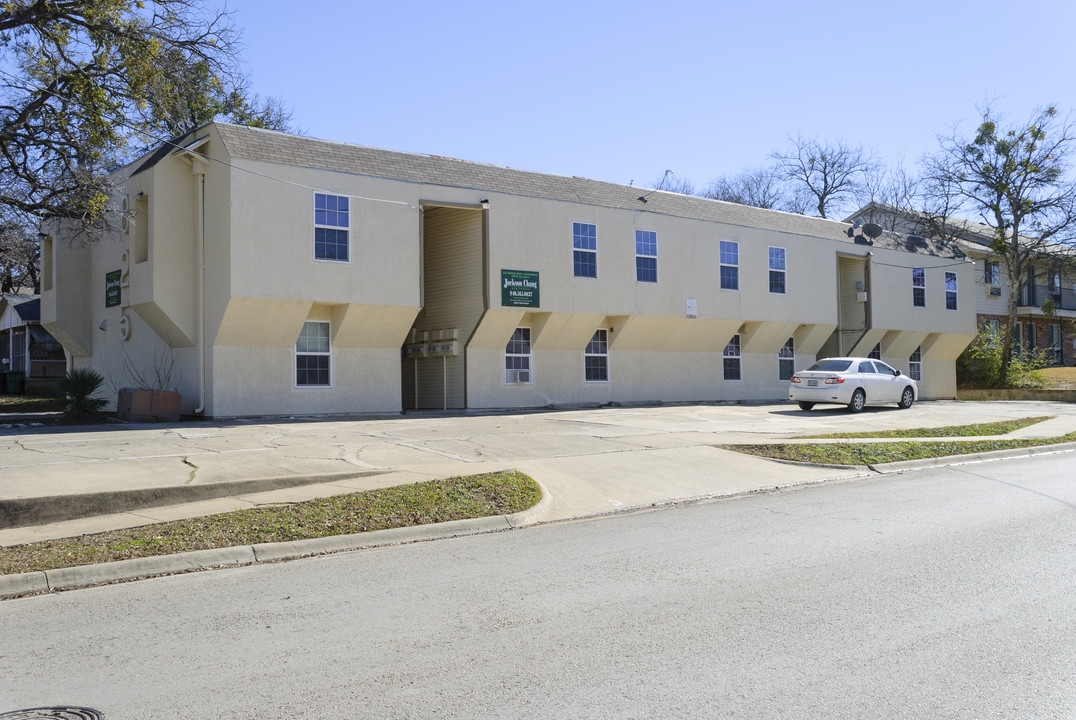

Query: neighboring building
(40, 124), (976, 417)
(1, 293), (67, 395)
(848, 202), (1076, 365)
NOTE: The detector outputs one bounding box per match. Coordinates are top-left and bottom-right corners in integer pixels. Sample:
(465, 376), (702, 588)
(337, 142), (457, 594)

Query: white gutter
(193, 163), (207, 415)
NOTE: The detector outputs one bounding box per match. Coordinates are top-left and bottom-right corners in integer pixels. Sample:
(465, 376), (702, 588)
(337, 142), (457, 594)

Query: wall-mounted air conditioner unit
(507, 370), (530, 384)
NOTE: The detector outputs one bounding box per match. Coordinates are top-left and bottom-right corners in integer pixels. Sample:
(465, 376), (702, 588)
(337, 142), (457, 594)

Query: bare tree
(0, 210), (39, 294)
(704, 167), (790, 210)
(644, 170), (698, 196)
(922, 104), (1076, 379)
(771, 135), (878, 219)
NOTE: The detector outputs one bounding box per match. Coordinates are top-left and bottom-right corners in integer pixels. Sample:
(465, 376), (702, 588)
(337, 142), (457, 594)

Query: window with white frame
(986, 319), (1001, 345)
(635, 230), (657, 283)
(723, 334), (742, 381)
(912, 267), (925, 307)
(584, 329), (609, 382)
(505, 327), (532, 383)
(768, 246), (786, 294)
(314, 193), (349, 261)
(778, 337), (795, 381)
(1048, 323), (1061, 363)
(945, 271), (958, 310)
(295, 321), (331, 386)
(909, 346), (922, 381)
(10, 327), (26, 372)
(985, 260), (1000, 286)
(868, 343), (881, 360)
(719, 241), (739, 290)
(573, 222), (597, 278)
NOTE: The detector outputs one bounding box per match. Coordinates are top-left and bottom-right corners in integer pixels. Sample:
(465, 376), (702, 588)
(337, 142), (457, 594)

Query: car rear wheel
(848, 388), (866, 413)
(898, 386), (914, 409)
(798, 401), (814, 411)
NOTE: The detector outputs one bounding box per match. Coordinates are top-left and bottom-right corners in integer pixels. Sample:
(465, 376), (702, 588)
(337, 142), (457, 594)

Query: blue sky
(225, 0), (1076, 192)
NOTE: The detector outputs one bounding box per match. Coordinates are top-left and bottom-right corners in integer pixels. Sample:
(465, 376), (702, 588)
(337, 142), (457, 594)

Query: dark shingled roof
(2, 294), (40, 322)
(212, 123), (888, 248)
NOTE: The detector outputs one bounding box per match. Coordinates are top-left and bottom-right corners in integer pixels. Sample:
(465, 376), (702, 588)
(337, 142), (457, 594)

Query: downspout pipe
(193, 163), (207, 415)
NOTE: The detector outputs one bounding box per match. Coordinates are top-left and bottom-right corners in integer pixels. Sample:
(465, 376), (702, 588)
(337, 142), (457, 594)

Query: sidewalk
(2, 400), (1075, 595)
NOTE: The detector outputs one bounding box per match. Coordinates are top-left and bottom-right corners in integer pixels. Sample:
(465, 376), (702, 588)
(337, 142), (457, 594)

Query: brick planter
(116, 388), (183, 422)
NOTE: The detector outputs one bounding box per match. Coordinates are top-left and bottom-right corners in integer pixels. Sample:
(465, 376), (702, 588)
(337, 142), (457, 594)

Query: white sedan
(789, 357), (918, 412)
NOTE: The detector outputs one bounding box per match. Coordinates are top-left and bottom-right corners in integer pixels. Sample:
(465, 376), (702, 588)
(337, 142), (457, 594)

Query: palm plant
(57, 368), (109, 421)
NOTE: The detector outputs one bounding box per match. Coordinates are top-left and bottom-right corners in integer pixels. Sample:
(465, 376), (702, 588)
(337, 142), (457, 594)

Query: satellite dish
(863, 223), (883, 240)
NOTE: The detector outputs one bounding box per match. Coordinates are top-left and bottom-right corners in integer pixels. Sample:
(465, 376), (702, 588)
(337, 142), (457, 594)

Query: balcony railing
(1018, 284), (1076, 311)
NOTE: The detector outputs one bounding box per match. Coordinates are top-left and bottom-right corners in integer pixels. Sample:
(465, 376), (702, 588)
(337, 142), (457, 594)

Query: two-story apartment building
(39, 124), (976, 417)
(849, 202), (1076, 365)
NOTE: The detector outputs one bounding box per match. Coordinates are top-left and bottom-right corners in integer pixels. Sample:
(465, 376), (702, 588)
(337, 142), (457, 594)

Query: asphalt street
(2, 452), (1074, 719)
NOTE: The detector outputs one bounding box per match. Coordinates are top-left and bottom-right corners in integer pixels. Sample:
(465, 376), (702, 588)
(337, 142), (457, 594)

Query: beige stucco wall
(42, 124), (978, 416)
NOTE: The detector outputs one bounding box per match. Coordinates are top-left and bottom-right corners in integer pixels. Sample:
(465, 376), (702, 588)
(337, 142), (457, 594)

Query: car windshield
(806, 359), (852, 372)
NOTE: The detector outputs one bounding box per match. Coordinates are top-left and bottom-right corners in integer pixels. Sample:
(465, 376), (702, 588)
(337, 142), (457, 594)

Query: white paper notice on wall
(686, 297), (697, 319)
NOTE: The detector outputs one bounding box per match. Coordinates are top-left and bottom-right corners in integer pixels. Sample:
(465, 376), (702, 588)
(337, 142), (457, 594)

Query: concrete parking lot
(3, 399), (1076, 547)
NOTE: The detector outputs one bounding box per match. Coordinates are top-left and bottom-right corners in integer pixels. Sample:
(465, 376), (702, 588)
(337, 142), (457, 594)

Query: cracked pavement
(3, 400), (1076, 545)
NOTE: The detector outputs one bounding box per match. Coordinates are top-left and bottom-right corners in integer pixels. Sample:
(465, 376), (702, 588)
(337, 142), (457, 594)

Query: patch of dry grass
(0, 471), (541, 575)
(1039, 366), (1076, 389)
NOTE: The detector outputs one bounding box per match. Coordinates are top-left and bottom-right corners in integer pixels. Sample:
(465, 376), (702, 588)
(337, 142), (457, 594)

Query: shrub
(57, 367), (109, 420)
(957, 323), (1051, 388)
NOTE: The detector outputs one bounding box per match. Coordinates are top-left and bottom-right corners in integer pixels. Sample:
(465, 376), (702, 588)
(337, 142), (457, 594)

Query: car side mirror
(895, 370), (902, 376)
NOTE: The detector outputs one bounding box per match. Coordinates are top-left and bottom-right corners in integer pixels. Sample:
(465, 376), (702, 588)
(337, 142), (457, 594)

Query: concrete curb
(0, 514), (523, 600)
(870, 440), (1076, 473)
(3, 444), (1074, 601)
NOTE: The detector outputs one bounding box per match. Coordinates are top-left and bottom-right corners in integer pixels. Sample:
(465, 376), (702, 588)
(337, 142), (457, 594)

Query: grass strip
(0, 470), (541, 576)
(724, 431), (1076, 467)
(0, 396), (65, 413)
(793, 416), (1054, 439)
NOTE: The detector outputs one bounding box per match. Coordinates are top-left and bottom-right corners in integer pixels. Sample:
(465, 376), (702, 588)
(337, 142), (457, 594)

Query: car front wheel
(848, 388), (866, 413)
(898, 386), (914, 409)
(798, 401), (814, 411)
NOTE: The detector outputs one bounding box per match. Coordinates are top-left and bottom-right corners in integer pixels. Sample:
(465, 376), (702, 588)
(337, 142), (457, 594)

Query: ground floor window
(9, 327), (26, 372)
(778, 337), (795, 381)
(584, 329), (609, 382)
(909, 346), (922, 381)
(868, 343), (881, 360)
(723, 334), (741, 381)
(1048, 323), (1062, 363)
(506, 327), (532, 383)
(295, 321), (331, 386)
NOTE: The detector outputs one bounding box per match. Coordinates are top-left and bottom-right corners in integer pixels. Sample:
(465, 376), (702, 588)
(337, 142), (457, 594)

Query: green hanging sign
(501, 269), (540, 308)
(105, 270), (122, 308)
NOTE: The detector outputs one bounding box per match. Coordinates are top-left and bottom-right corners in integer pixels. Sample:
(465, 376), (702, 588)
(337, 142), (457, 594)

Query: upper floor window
(296, 321), (331, 386)
(584, 329), (609, 382)
(314, 193), (349, 262)
(768, 246), (786, 294)
(945, 272), (958, 310)
(719, 241), (739, 290)
(723, 334), (742, 381)
(984, 261), (1000, 286)
(635, 230), (657, 283)
(778, 337), (795, 381)
(573, 222), (597, 278)
(912, 267), (925, 307)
